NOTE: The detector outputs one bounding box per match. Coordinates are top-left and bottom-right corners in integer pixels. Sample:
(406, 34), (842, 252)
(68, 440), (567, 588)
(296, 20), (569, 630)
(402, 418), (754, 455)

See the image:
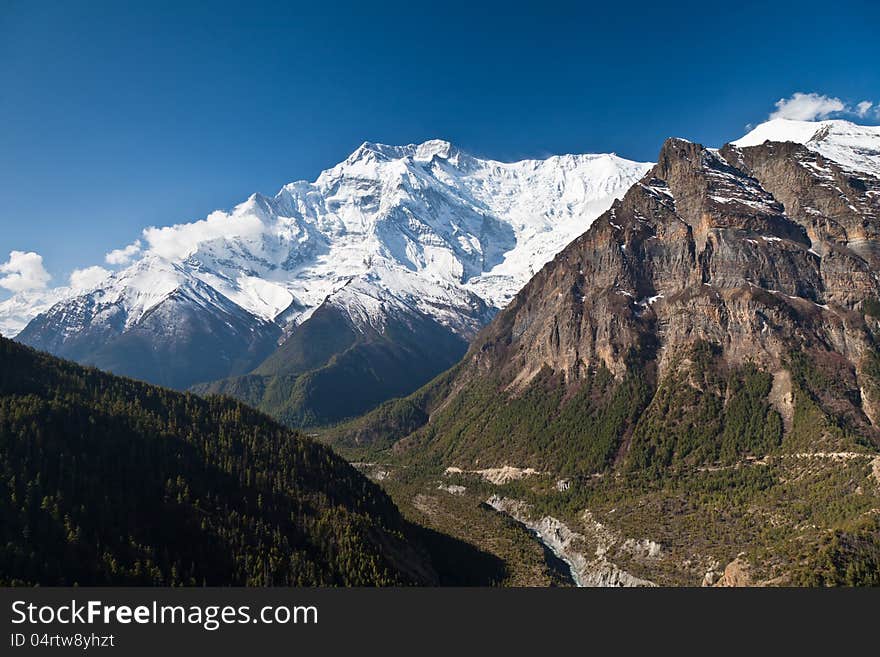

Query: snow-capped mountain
(137, 139), (651, 336)
(13, 139), (651, 410)
(17, 255), (282, 389)
(734, 118), (880, 178)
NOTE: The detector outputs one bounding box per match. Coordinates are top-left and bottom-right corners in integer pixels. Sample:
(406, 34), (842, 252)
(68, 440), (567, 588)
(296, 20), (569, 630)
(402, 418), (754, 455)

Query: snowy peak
(149, 138), (652, 331)
(342, 139), (462, 168)
(414, 139), (458, 162)
(734, 118), (833, 147)
(734, 118), (880, 178)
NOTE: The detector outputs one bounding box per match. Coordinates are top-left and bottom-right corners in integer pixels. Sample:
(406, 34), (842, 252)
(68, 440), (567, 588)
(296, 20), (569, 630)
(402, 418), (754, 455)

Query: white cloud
(770, 92), (847, 121)
(0, 251), (52, 292)
(69, 265), (110, 290)
(856, 100), (874, 117)
(105, 240), (142, 266)
(768, 92), (877, 122)
(143, 207), (265, 260)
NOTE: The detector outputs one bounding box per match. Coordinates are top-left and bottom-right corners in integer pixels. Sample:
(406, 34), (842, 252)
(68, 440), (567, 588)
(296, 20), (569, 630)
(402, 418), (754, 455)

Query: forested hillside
(0, 337), (441, 586)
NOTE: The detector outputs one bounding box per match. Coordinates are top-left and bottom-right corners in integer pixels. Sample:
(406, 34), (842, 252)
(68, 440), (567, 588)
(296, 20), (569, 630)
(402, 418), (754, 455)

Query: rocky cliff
(331, 135), (880, 585)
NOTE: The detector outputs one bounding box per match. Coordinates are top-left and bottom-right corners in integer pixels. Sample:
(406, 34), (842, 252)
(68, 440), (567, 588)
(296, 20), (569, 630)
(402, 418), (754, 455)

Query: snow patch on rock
(734, 118), (880, 178)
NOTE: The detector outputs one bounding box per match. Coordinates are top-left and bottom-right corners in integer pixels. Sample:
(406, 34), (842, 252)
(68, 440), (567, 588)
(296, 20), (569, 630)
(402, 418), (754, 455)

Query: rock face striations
(482, 136), (879, 389)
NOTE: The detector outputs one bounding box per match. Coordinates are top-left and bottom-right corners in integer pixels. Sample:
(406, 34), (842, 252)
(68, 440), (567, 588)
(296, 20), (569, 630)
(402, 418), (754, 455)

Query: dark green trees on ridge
(0, 337), (438, 586)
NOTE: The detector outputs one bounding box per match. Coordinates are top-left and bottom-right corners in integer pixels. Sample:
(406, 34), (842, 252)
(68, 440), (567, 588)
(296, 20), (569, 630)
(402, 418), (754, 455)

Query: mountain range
(6, 140), (650, 425)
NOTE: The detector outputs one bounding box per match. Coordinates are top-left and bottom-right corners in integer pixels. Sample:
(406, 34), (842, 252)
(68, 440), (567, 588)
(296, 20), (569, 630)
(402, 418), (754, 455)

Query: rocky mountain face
(332, 128), (880, 585)
(11, 140), (649, 419)
(472, 136), (880, 399)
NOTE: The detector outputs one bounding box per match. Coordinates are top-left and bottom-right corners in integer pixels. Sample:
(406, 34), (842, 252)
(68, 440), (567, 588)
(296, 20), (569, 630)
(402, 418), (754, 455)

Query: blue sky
(1, 0), (879, 297)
